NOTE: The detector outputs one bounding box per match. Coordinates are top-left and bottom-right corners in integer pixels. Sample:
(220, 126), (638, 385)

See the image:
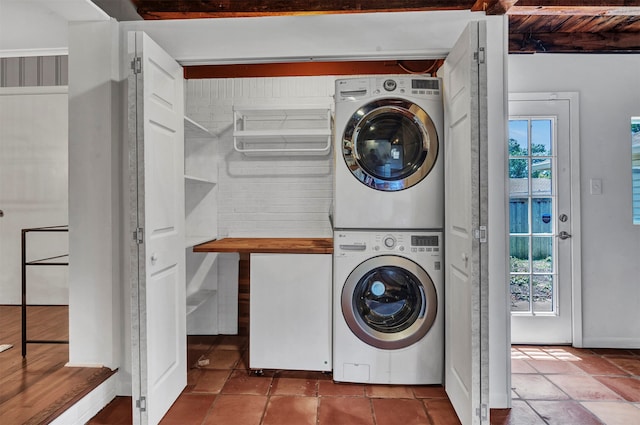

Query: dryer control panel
(335, 76), (441, 102)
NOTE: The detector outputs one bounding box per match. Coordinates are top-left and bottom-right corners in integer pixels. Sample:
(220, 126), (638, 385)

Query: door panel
(129, 31), (186, 425)
(441, 20), (489, 425)
(509, 95), (576, 344)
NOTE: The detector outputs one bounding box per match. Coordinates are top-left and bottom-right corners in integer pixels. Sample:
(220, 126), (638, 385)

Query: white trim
(582, 337), (640, 348)
(0, 48), (68, 58)
(49, 371), (118, 425)
(508, 91), (582, 347)
(0, 86), (68, 96)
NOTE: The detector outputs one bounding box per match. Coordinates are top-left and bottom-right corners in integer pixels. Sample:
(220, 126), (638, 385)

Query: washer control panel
(335, 231), (441, 256)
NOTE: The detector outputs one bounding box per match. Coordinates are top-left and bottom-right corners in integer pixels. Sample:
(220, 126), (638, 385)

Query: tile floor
(493, 345), (640, 425)
(89, 338), (640, 425)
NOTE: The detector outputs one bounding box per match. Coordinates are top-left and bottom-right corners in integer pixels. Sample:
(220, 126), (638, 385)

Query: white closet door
(440, 20), (489, 425)
(129, 31), (186, 425)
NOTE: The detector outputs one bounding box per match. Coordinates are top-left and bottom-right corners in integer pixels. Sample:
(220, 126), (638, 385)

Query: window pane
(633, 117), (640, 225)
(509, 120), (529, 155)
(533, 275), (554, 313)
(511, 274), (530, 312)
(532, 158), (552, 196)
(510, 236), (530, 271)
(532, 236), (553, 271)
(509, 199), (529, 233)
(531, 119), (552, 156)
(532, 198), (552, 233)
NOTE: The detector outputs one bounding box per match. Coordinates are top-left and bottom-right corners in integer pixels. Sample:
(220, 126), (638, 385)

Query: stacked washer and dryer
(332, 76), (445, 385)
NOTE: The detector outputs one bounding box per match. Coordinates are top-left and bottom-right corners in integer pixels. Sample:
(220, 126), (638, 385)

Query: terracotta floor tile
(318, 397), (374, 425)
(526, 358), (585, 375)
(192, 369), (232, 394)
(572, 355), (629, 376)
(159, 393), (216, 425)
(591, 348), (636, 356)
(372, 398), (430, 425)
(582, 401), (640, 425)
(318, 380), (366, 397)
(528, 400), (603, 425)
(270, 377), (318, 396)
(366, 384), (415, 398)
(262, 396), (317, 425)
(489, 400), (546, 425)
(87, 396), (133, 425)
(413, 385), (448, 399)
(199, 349), (241, 369)
(546, 375), (623, 401)
(202, 394), (266, 425)
(511, 359), (538, 374)
(511, 374), (570, 400)
(214, 335), (248, 351)
(221, 369), (273, 396)
(595, 376), (640, 402)
(423, 398), (462, 425)
(604, 356), (640, 375)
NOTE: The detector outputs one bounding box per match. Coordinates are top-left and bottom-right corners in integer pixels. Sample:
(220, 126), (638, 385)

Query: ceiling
(125, 0), (640, 53)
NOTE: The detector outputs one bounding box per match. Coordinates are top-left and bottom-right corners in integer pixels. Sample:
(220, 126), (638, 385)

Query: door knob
(557, 231), (572, 240)
(0, 209), (4, 217)
(150, 253), (158, 264)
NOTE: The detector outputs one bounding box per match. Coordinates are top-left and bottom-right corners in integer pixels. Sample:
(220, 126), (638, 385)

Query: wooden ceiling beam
(471, 0), (519, 15)
(132, 0), (473, 19)
(513, 0), (640, 7)
(509, 31), (640, 53)
(183, 60), (445, 79)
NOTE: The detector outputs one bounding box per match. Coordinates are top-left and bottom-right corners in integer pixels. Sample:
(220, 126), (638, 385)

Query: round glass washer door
(342, 98), (439, 192)
(341, 255), (438, 350)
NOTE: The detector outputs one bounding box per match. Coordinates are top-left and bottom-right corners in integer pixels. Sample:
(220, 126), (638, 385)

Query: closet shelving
(233, 105), (332, 155)
(184, 116), (218, 248)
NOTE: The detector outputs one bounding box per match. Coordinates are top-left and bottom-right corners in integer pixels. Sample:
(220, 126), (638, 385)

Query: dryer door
(342, 255), (438, 349)
(342, 99), (438, 191)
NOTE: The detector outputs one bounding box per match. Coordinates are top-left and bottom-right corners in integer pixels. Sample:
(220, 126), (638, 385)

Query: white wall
(68, 19), (124, 376)
(186, 77), (335, 238)
(0, 0), (108, 57)
(509, 54), (640, 348)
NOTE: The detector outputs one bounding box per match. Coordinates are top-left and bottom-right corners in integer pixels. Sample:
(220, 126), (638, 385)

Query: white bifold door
(129, 31), (187, 425)
(440, 21), (489, 425)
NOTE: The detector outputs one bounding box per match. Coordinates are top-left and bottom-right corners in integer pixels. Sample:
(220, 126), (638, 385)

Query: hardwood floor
(0, 305), (115, 425)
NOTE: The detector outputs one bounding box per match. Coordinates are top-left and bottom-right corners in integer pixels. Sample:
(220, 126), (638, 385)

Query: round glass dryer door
(342, 98), (439, 191)
(341, 256), (438, 349)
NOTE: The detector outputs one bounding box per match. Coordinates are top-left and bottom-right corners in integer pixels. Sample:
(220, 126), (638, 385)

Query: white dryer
(333, 76), (444, 230)
(333, 229), (443, 385)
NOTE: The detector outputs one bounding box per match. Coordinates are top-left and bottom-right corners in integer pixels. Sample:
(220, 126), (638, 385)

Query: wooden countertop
(193, 237), (333, 254)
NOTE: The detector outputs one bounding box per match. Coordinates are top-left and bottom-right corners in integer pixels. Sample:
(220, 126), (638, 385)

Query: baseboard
(49, 372), (118, 425)
(581, 337), (640, 349)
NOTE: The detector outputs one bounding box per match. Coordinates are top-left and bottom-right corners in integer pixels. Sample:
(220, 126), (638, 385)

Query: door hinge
(474, 225), (487, 243)
(134, 227), (144, 244)
(131, 57), (142, 74)
(474, 47), (486, 64)
(476, 403), (488, 420)
(136, 396), (146, 412)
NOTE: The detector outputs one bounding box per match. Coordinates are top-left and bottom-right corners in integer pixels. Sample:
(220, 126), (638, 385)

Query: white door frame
(508, 92), (582, 347)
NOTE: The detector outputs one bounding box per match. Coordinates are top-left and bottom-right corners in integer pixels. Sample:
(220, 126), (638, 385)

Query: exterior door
(129, 31), (186, 425)
(440, 21), (489, 425)
(509, 93), (579, 345)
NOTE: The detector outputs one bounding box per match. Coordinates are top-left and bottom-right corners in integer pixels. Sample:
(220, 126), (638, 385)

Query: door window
(353, 265), (424, 333)
(509, 118), (556, 314)
(342, 99), (438, 191)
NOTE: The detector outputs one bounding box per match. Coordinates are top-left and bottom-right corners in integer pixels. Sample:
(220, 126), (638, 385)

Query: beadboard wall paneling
(0, 56), (68, 87)
(186, 76), (335, 238)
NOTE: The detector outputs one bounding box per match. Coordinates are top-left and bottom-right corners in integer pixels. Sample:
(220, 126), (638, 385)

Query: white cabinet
(249, 253), (332, 371)
(233, 106), (332, 155)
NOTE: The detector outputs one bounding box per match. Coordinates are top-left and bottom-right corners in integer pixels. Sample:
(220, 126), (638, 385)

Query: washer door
(342, 255), (438, 350)
(342, 98), (438, 192)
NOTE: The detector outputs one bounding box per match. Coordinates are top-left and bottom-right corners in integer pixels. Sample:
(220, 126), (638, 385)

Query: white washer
(333, 229), (443, 385)
(333, 76), (444, 230)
